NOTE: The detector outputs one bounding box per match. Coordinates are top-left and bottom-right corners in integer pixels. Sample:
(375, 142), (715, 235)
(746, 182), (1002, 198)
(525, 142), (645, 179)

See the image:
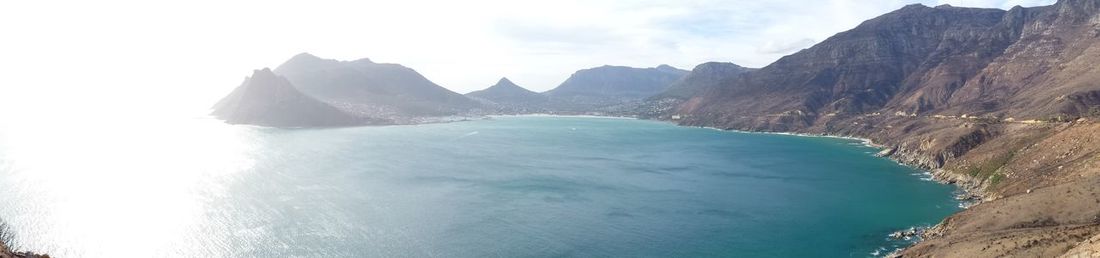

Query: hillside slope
(466, 77), (548, 113)
(273, 53), (480, 117)
(544, 65), (688, 111)
(211, 69), (368, 127)
(658, 1), (1100, 256)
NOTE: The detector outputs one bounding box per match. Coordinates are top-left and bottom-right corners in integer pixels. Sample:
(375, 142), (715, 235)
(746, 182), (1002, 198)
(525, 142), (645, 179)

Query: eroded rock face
(662, 1), (1100, 256)
(678, 2), (1100, 128)
(211, 68), (366, 127)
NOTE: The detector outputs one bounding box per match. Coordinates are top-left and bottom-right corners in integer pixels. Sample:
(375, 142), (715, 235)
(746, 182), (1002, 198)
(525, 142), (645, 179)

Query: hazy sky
(0, 0), (1056, 119)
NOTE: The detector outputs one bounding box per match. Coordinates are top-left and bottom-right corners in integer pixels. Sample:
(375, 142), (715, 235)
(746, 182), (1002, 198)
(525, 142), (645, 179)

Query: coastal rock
(875, 147), (897, 157)
(890, 227), (925, 240)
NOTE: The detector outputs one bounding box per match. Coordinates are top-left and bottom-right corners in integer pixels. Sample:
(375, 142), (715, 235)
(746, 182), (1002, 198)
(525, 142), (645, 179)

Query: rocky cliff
(676, 2), (1100, 129)
(661, 1), (1100, 256)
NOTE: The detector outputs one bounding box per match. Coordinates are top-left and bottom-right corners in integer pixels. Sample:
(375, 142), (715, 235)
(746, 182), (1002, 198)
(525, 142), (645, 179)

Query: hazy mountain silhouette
(211, 68), (368, 127)
(273, 53), (480, 117)
(544, 65), (688, 110)
(466, 77), (548, 113)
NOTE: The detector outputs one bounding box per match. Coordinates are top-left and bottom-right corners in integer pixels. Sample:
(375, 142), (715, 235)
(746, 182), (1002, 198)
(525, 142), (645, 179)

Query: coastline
(495, 114), (976, 255)
(486, 113), (640, 120)
(220, 113), (987, 255)
(377, 114), (1095, 256)
(663, 121), (983, 256)
(497, 114), (968, 256)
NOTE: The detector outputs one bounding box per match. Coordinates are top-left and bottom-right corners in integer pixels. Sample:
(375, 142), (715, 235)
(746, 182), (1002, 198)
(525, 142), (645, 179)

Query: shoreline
(220, 113), (984, 255)
(486, 113), (640, 120)
(494, 114), (977, 255)
(493, 114), (971, 256)
(623, 117), (983, 256)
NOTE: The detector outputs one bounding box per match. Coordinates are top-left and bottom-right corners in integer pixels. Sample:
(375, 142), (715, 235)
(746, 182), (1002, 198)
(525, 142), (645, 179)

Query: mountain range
(659, 1), (1100, 256)
(543, 65), (688, 111)
(212, 0), (1100, 255)
(273, 53), (480, 117)
(669, 2), (1100, 129)
(214, 58), (690, 125)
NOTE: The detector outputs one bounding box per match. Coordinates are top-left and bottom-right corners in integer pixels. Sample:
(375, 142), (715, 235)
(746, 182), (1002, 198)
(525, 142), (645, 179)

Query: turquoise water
(0, 116), (958, 257)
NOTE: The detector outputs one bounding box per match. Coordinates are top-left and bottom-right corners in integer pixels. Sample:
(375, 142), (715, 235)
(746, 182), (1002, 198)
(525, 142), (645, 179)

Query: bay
(0, 116), (958, 257)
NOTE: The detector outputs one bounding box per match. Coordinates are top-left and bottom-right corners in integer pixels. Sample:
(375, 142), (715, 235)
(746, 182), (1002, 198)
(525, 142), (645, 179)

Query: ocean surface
(0, 116), (958, 257)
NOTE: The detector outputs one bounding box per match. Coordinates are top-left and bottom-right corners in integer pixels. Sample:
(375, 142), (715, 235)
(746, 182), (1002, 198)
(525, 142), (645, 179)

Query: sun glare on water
(0, 118), (256, 256)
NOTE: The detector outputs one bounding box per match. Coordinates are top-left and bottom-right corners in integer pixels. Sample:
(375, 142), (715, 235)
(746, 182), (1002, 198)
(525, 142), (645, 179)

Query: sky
(0, 0), (1056, 119)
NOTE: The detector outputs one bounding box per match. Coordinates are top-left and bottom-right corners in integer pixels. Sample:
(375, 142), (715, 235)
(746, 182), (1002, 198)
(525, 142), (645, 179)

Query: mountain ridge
(652, 62), (756, 100)
(206, 2), (1100, 254)
(273, 53), (480, 117)
(652, 1), (1100, 256)
(543, 64), (689, 112)
(211, 68), (367, 127)
(544, 65), (688, 98)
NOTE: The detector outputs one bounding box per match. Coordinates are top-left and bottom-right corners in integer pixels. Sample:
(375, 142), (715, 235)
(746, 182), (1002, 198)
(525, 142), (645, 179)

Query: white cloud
(0, 0), (1058, 120)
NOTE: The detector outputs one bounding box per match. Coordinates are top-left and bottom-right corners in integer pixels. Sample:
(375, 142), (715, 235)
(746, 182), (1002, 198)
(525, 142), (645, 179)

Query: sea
(0, 115), (959, 257)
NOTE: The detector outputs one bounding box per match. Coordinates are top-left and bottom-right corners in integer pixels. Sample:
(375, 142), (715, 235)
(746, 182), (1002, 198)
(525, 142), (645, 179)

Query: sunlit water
(0, 116), (958, 257)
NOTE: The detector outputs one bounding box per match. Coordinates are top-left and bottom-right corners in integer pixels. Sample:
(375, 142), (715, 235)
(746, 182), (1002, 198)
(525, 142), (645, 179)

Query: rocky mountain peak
(656, 64), (678, 72)
(211, 67), (360, 127)
(652, 62), (754, 100)
(287, 52), (322, 63)
(1056, 0), (1100, 8)
(695, 62), (746, 71)
(495, 77), (517, 87)
(899, 3), (930, 11)
(465, 77), (547, 110)
(1054, 0), (1100, 23)
(546, 65), (688, 100)
(244, 68), (284, 89)
(351, 57), (375, 64)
